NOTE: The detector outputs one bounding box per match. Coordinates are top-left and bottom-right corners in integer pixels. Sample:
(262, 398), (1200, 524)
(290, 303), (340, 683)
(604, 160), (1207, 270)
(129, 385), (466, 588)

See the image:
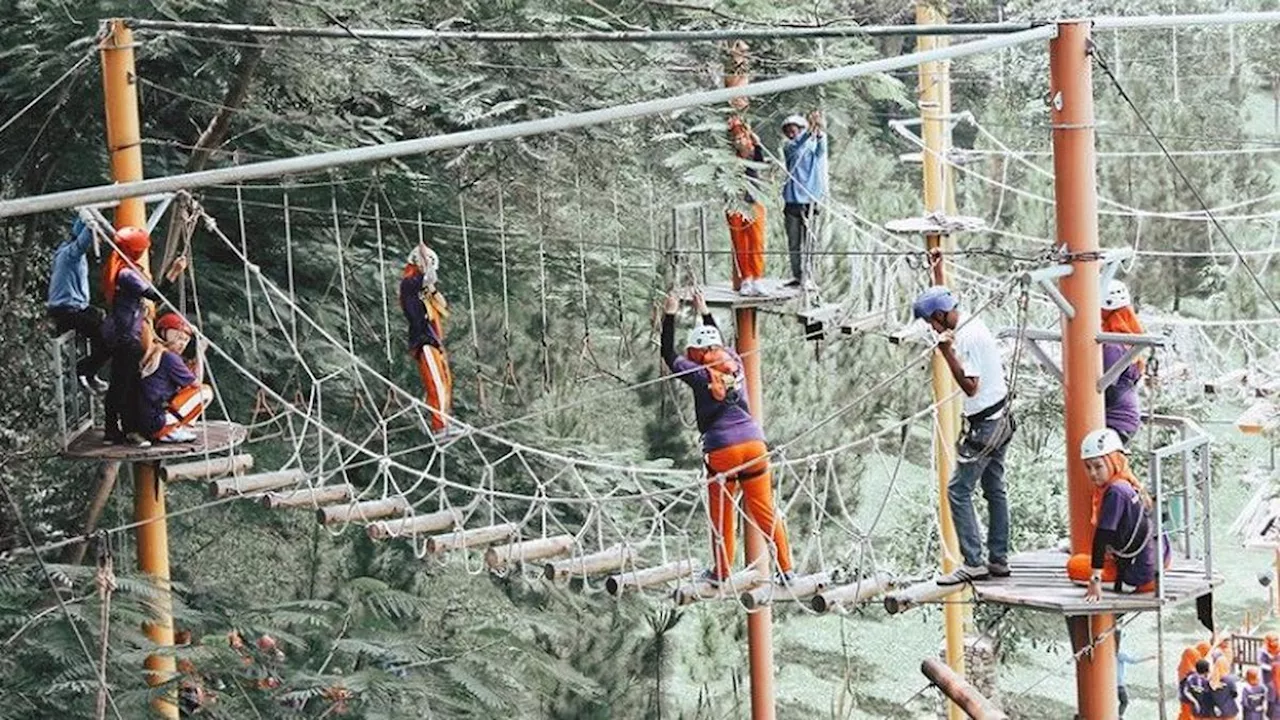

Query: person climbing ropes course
(46, 217), (110, 393)
(1101, 279), (1144, 444)
(399, 241), (457, 437)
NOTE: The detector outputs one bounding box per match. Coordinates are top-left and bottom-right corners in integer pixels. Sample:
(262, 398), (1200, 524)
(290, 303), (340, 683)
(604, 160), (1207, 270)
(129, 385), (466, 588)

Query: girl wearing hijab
(1179, 645), (1207, 720)
(662, 290), (793, 586)
(139, 313), (213, 443)
(1243, 667), (1267, 720)
(102, 226), (164, 447)
(1067, 428), (1171, 600)
(725, 117), (767, 297)
(399, 242), (455, 436)
(1261, 634), (1280, 719)
(1101, 280), (1144, 444)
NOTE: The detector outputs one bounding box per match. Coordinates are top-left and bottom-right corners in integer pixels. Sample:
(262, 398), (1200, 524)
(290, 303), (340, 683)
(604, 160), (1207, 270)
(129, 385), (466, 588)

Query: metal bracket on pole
(1096, 338), (1159, 392)
(1023, 264), (1076, 318)
(1098, 247), (1134, 295)
(997, 327), (1064, 383)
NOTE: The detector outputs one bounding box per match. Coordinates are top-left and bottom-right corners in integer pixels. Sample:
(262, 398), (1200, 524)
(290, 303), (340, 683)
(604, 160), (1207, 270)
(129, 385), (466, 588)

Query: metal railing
(1146, 413), (1214, 601)
(51, 330), (94, 448)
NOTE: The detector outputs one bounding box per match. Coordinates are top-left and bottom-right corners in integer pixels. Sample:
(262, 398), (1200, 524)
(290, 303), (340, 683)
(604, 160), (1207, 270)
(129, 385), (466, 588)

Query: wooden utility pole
(101, 19), (179, 719)
(916, 5), (967, 720)
(1050, 21), (1118, 720)
(724, 40), (776, 720)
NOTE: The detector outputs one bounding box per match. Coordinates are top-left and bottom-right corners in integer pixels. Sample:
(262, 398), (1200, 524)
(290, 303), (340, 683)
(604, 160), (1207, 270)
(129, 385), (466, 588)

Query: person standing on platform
(47, 218), (110, 393)
(726, 117), (768, 297)
(399, 242), (456, 437)
(661, 289), (793, 586)
(781, 110), (827, 291)
(102, 226), (164, 448)
(914, 286), (1013, 585)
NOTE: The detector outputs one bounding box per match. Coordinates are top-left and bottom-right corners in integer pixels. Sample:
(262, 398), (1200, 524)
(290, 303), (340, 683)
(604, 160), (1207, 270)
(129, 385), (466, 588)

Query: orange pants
(1066, 553), (1157, 593)
(705, 440), (792, 579)
(154, 384), (213, 440)
(727, 203), (766, 288)
(413, 344), (453, 432)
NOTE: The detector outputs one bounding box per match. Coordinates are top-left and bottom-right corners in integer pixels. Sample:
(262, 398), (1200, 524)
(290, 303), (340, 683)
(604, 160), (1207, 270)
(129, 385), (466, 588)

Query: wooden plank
(62, 421), (248, 462)
(543, 544), (634, 582)
(677, 280), (801, 309)
(484, 534), (575, 571)
(673, 563), (766, 606)
(884, 579), (962, 615)
(316, 497), (409, 525)
(164, 453), (255, 483)
(740, 571), (831, 610)
(811, 574), (892, 613)
(208, 468), (306, 498)
(424, 523), (519, 555)
(366, 508), (463, 540)
(605, 558), (697, 596)
(261, 483), (354, 510)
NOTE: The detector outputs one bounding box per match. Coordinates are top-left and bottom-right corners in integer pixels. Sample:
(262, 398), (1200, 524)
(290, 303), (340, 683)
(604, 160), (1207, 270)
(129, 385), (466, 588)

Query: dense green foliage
(1, 0), (1277, 717)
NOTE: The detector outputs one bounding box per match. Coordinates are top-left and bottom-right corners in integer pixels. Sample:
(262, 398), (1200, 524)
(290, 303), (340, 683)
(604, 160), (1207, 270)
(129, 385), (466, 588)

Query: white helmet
(1102, 280), (1131, 311)
(782, 114), (808, 130)
(686, 324), (723, 350)
(408, 242), (439, 274)
(1080, 428), (1125, 460)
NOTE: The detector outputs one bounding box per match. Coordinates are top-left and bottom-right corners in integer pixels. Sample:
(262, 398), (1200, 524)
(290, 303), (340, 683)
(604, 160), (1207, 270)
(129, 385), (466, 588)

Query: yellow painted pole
(102, 20), (177, 719)
(917, 5), (966, 720)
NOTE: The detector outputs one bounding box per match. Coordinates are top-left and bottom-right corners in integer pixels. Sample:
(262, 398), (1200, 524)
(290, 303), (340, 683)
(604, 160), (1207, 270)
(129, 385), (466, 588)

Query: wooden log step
(366, 508), (463, 540)
(884, 578), (962, 615)
(485, 534), (575, 572)
(208, 469), (307, 499)
(543, 544), (634, 582)
(1204, 368), (1248, 395)
(605, 558), (697, 596)
(811, 574), (893, 614)
(424, 523), (520, 555)
(673, 563), (766, 606)
(740, 571), (831, 610)
(261, 483), (353, 510)
(161, 453), (254, 483)
(317, 497), (410, 525)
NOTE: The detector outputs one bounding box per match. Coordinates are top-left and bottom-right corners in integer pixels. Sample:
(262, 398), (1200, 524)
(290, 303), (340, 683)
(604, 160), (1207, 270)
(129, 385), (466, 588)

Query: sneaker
(987, 561), (1012, 578)
(936, 565), (990, 586)
(433, 424), (470, 441)
(159, 428), (197, 443)
(784, 278), (802, 288)
(102, 431), (124, 446)
(774, 570), (795, 585)
(738, 279), (757, 297)
(697, 569), (723, 588)
(751, 279), (771, 297)
(123, 433), (152, 449)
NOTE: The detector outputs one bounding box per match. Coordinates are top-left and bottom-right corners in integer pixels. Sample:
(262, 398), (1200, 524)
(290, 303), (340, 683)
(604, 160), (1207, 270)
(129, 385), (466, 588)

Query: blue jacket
(47, 220), (93, 311)
(782, 130), (828, 205)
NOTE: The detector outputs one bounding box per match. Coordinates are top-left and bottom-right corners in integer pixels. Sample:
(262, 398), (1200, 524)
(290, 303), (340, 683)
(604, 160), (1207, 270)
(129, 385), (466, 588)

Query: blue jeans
(948, 417), (1011, 567)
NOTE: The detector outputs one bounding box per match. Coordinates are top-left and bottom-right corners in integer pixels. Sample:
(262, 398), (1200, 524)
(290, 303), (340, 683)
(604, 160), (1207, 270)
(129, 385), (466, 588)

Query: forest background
(1, 0), (1279, 717)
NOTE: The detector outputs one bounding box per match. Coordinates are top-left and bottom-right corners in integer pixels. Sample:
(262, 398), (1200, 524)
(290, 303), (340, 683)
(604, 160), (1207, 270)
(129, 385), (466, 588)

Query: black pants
(105, 340), (143, 437)
(49, 305), (111, 379)
(783, 203), (818, 283)
(1117, 685), (1129, 717)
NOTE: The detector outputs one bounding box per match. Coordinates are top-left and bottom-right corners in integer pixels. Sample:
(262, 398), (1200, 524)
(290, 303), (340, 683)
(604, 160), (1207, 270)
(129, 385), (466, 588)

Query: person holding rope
(914, 285), (1014, 585)
(725, 117), (768, 297)
(1101, 280), (1144, 444)
(46, 218), (111, 394)
(781, 110), (826, 291)
(101, 226), (167, 448)
(399, 241), (457, 437)
(661, 289), (793, 586)
(1067, 428), (1172, 600)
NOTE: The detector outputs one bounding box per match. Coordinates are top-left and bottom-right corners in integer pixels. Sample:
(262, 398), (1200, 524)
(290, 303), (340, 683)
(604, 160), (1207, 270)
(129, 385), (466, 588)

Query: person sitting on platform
(1101, 280), (1144, 444)
(1242, 667), (1267, 720)
(47, 218), (111, 393)
(1183, 659), (1214, 719)
(139, 313), (212, 444)
(1068, 428), (1172, 600)
(726, 117), (768, 297)
(102, 226), (165, 448)
(914, 285), (1013, 585)
(399, 242), (456, 437)
(661, 289), (793, 587)
(781, 110), (826, 291)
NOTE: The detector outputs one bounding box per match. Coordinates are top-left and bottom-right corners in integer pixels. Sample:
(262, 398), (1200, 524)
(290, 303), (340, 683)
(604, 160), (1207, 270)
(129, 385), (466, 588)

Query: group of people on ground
(48, 218), (212, 448)
(1176, 634), (1280, 720)
(724, 111), (828, 296)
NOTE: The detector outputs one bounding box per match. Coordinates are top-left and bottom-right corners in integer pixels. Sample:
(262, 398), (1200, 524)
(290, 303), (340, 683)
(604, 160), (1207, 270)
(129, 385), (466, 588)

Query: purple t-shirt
(1103, 344), (1141, 438)
(1097, 480), (1156, 587)
(1181, 673), (1211, 717)
(1211, 676), (1241, 718)
(1243, 682), (1267, 720)
(668, 349), (764, 452)
(140, 351), (196, 435)
(103, 268), (153, 347)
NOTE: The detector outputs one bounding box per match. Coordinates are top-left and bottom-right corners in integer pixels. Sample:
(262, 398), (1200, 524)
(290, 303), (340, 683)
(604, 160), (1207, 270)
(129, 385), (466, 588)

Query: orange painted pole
(1050, 21), (1117, 720)
(103, 19), (177, 719)
(736, 307), (775, 720)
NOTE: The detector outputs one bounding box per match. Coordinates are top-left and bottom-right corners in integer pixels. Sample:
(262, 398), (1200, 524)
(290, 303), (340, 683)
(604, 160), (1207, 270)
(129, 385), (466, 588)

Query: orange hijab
(1090, 451), (1151, 527)
(1178, 646), (1202, 681)
(1247, 667), (1261, 686)
(687, 346), (740, 402)
(1265, 633), (1280, 657)
(1102, 306), (1146, 375)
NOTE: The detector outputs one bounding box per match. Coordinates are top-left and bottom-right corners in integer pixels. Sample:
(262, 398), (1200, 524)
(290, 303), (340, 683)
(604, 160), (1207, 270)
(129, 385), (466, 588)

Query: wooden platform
(61, 421), (248, 463)
(680, 280), (801, 309)
(883, 214), (987, 235)
(900, 550), (1221, 616)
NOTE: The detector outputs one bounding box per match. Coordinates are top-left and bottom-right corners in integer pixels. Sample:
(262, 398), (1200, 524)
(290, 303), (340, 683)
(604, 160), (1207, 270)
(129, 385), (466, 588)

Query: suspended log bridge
(811, 574), (893, 614)
(673, 563), (767, 606)
(424, 523), (520, 555)
(544, 544), (635, 582)
(606, 558), (697, 596)
(208, 469), (305, 499)
(741, 571), (830, 610)
(485, 534), (575, 572)
(317, 497), (410, 525)
(163, 453), (254, 483)
(366, 508), (463, 540)
(261, 483), (354, 510)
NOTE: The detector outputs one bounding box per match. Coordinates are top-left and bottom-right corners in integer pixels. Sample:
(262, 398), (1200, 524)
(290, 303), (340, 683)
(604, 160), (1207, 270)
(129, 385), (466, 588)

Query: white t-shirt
(952, 312), (1007, 418)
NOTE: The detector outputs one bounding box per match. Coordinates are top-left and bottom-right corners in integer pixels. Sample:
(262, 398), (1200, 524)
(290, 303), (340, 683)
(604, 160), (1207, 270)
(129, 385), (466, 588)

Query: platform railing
(1145, 413), (1214, 602)
(51, 330), (94, 449)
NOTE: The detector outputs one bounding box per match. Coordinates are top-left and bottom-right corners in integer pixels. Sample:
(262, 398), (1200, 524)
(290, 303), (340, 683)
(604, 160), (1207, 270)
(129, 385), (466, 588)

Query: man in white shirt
(913, 285), (1014, 585)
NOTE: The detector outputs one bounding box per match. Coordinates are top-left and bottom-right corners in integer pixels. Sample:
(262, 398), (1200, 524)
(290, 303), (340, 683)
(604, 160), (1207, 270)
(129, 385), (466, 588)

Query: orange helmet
(155, 312), (192, 337)
(116, 226), (150, 259)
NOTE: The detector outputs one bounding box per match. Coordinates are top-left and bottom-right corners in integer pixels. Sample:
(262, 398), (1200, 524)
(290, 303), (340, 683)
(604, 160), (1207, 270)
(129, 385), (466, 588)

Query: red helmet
(155, 312), (192, 336)
(116, 226), (150, 259)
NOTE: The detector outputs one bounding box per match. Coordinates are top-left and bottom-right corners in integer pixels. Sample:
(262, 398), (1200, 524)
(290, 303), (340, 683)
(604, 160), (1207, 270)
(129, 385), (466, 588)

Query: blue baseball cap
(912, 285), (959, 320)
